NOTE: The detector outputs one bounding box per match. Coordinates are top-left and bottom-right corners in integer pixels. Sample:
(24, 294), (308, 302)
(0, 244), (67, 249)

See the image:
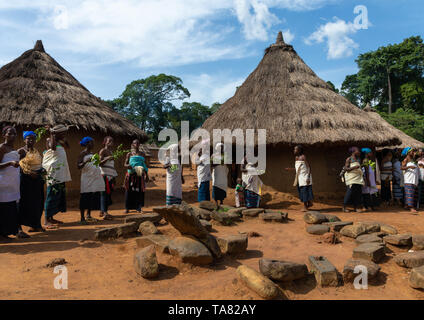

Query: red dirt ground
(1, 162), (424, 300)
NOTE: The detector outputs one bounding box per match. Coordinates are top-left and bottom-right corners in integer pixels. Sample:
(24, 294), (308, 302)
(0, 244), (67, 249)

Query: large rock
(211, 211), (234, 226)
(384, 234), (412, 246)
(394, 251), (424, 268)
(340, 224), (367, 239)
(191, 206), (212, 221)
(303, 211), (327, 224)
(227, 207), (246, 215)
(380, 224), (398, 235)
(360, 221), (381, 233)
(153, 203), (221, 258)
(236, 265), (279, 300)
(138, 221), (159, 235)
(168, 236), (213, 265)
(94, 222), (138, 240)
(259, 259), (308, 282)
(242, 208), (265, 218)
(134, 245), (159, 279)
(199, 201), (216, 211)
(324, 214), (341, 223)
(409, 266), (424, 289)
(308, 256), (339, 287)
(355, 234), (384, 245)
(306, 225), (330, 235)
(217, 234), (248, 254)
(136, 235), (171, 253)
(323, 221), (353, 232)
(413, 235), (424, 250)
(343, 259), (381, 283)
(353, 243), (385, 263)
(265, 210), (288, 220)
(199, 219), (212, 232)
(259, 211), (287, 223)
(124, 213), (162, 225)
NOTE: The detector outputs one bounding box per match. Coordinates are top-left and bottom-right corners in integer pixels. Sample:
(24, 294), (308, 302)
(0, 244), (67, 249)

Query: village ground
(1, 162), (424, 300)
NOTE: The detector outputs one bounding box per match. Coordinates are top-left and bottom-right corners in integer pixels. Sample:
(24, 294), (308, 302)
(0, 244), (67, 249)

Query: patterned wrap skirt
(404, 183), (418, 208)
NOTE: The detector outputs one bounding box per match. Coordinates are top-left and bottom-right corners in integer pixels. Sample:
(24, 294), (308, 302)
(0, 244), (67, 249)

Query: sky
(0, 0), (423, 107)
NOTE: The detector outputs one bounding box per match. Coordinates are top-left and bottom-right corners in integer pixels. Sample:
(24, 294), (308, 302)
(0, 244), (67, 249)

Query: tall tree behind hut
(106, 74), (190, 142)
(341, 36), (424, 114)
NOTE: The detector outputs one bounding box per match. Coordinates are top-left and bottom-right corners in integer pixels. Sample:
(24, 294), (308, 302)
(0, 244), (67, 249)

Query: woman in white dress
(0, 126), (21, 240)
(99, 136), (118, 220)
(77, 137), (105, 223)
(164, 144), (184, 205)
(401, 147), (419, 214)
(211, 143), (228, 209)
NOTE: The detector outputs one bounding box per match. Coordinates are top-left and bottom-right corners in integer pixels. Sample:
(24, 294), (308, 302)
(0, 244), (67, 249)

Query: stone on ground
(343, 259), (380, 283)
(168, 236), (213, 265)
(324, 214), (341, 223)
(138, 221), (159, 235)
(227, 207), (246, 215)
(394, 251), (424, 268)
(217, 234), (248, 254)
(353, 243), (385, 263)
(153, 203), (221, 258)
(306, 225), (330, 235)
(355, 234), (384, 245)
(199, 201), (216, 211)
(340, 224), (367, 239)
(380, 224), (398, 235)
(199, 219), (212, 232)
(219, 205), (235, 212)
(303, 211), (327, 224)
(242, 208), (265, 218)
(211, 211), (234, 226)
(322, 232), (340, 244)
(134, 245), (159, 279)
(191, 206), (212, 221)
(308, 256), (339, 287)
(384, 234), (412, 246)
(259, 259), (308, 282)
(236, 265), (279, 300)
(94, 222), (138, 240)
(136, 235), (171, 253)
(226, 211), (242, 222)
(323, 221), (353, 232)
(409, 266), (424, 289)
(413, 235), (424, 250)
(124, 213), (162, 225)
(265, 210), (289, 220)
(259, 211), (287, 223)
(360, 221), (381, 233)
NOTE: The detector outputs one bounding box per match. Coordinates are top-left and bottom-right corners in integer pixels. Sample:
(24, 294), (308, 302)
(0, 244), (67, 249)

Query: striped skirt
(166, 195), (182, 206)
(245, 189), (260, 208)
(392, 176), (403, 200)
(404, 183), (418, 208)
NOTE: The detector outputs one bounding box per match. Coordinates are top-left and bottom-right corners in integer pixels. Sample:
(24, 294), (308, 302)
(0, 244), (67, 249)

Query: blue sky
(0, 0), (423, 107)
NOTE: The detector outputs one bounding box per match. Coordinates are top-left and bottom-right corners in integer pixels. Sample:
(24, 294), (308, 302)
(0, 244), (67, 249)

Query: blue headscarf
(402, 147), (412, 157)
(80, 136), (93, 147)
(361, 148), (372, 154)
(23, 131), (36, 139)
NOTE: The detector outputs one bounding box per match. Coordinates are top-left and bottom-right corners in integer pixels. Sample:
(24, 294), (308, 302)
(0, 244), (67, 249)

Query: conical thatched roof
(0, 40), (147, 140)
(363, 106), (424, 149)
(202, 33), (401, 147)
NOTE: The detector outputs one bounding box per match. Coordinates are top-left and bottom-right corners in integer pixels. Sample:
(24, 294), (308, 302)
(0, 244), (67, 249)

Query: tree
(380, 108), (424, 142)
(109, 74), (190, 140)
(210, 102), (222, 113)
(341, 36), (424, 113)
(326, 81), (339, 94)
(167, 101), (214, 135)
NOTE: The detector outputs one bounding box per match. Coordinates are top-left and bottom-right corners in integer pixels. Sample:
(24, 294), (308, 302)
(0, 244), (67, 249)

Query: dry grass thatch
(0, 40), (147, 141)
(202, 32), (401, 147)
(363, 106), (424, 149)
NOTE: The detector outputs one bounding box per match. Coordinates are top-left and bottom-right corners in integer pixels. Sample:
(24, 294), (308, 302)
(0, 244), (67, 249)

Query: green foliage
(341, 36), (424, 113)
(326, 81), (339, 94)
(379, 108), (424, 142)
(168, 101), (214, 135)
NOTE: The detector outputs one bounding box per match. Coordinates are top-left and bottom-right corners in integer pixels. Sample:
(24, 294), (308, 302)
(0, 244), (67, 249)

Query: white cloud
(282, 29), (295, 43)
(305, 17), (359, 59)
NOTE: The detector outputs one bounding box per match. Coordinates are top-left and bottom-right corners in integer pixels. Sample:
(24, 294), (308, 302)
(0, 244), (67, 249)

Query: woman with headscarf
(392, 148), (404, 207)
(361, 148), (379, 211)
(342, 147), (365, 213)
(401, 147), (419, 214)
(0, 126), (21, 240)
(124, 139), (149, 213)
(211, 143), (228, 209)
(242, 162), (263, 208)
(42, 124), (72, 228)
(195, 140), (211, 202)
(99, 136), (117, 220)
(77, 137), (105, 223)
(17, 131), (45, 233)
(164, 144), (184, 205)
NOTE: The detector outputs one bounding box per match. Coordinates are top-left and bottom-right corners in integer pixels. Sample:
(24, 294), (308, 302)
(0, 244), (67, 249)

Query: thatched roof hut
(0, 40), (146, 138)
(202, 32), (400, 147)
(363, 105), (424, 149)
(0, 40), (147, 193)
(201, 32), (402, 196)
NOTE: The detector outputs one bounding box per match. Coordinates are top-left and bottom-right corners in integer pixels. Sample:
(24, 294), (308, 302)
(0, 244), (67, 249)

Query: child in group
(235, 178), (245, 208)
